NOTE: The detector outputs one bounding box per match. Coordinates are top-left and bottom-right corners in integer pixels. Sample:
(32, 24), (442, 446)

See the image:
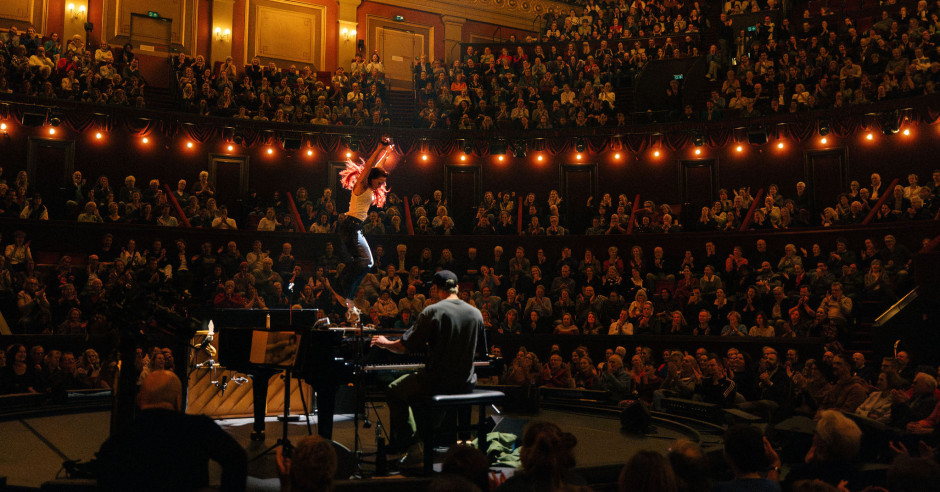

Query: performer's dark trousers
(335, 215), (373, 300)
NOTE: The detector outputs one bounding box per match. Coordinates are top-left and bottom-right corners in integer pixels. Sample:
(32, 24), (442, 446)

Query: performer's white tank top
(347, 188), (373, 221)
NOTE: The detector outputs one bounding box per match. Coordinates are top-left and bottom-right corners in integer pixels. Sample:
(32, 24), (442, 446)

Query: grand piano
(210, 309), (354, 439)
(207, 308), (498, 440)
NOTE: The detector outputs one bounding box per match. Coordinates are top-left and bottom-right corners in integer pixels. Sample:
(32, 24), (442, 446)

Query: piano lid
(207, 308), (321, 329)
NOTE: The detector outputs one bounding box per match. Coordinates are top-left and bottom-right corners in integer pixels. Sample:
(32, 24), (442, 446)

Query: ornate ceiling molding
(364, 0), (570, 32)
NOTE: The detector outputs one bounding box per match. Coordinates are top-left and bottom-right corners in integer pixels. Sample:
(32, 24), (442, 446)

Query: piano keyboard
(362, 361), (491, 372)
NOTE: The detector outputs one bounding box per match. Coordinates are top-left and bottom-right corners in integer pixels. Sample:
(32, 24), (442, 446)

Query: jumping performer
(335, 138), (394, 322)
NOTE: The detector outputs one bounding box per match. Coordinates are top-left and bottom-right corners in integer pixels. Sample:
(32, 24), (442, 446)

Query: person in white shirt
(335, 138), (395, 320)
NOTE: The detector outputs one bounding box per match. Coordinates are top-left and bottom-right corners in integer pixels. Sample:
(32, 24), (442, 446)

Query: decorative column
(337, 0), (362, 70)
(441, 15), (466, 65)
(210, 0), (235, 63)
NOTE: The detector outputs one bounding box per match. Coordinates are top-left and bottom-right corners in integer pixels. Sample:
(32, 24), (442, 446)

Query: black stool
(417, 389), (505, 474)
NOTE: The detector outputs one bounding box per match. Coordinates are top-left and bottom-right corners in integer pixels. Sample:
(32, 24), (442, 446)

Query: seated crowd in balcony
(171, 51), (391, 126)
(0, 28), (147, 107)
(711, 2), (940, 118)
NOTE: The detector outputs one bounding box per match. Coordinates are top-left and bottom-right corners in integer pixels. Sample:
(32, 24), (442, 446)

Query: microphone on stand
(217, 375), (229, 396)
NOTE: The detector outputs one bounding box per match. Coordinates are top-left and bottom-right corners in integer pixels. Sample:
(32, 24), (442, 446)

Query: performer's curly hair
(339, 158), (389, 207)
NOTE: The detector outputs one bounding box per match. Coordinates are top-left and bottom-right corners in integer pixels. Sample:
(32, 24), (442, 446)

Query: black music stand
(247, 330), (307, 459)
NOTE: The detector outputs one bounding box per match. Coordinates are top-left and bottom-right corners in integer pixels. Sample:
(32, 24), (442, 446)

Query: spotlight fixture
(691, 132), (705, 147)
(902, 128), (910, 136)
(490, 140), (508, 156)
(49, 117), (62, 127)
(575, 137), (586, 153)
(747, 127), (769, 145)
(881, 116), (900, 135)
(233, 134), (244, 145)
(343, 136), (361, 153)
(512, 140), (527, 158)
(461, 139), (473, 154)
(818, 121), (830, 136)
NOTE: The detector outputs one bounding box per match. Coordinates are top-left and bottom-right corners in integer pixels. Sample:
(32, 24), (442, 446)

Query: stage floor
(0, 403), (713, 490)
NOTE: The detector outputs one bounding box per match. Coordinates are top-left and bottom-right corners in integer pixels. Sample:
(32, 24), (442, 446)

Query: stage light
(576, 154), (582, 160)
(653, 150), (660, 157)
(694, 148), (701, 155)
(48, 128), (56, 135)
(866, 133), (873, 140)
(691, 132), (705, 147)
(820, 137), (828, 145)
(227, 145), (234, 151)
(0, 122), (6, 132)
(537, 155), (543, 162)
(307, 149), (314, 156)
(422, 154), (428, 161)
(575, 138), (586, 153)
(95, 132), (102, 139)
(186, 141), (194, 148)
(497, 155), (504, 161)
(460, 155), (466, 161)
(614, 153), (621, 160)
(461, 139), (472, 154)
(902, 128), (910, 136)
(267, 148), (274, 155)
(777, 142), (784, 149)
(736, 145), (743, 152)
(142, 137), (149, 144)
(818, 121), (830, 136)
(346, 152), (352, 158)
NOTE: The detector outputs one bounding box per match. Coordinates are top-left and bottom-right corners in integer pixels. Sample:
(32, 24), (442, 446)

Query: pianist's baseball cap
(430, 270), (459, 289)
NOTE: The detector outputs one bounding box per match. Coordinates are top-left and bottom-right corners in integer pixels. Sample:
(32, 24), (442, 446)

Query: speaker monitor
(747, 128), (768, 145)
(282, 137), (302, 150)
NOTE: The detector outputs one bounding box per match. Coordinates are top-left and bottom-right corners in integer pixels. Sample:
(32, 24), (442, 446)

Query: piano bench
(417, 389), (505, 474)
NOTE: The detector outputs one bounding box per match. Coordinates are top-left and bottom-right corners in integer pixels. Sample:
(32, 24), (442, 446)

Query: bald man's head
(138, 370), (182, 411)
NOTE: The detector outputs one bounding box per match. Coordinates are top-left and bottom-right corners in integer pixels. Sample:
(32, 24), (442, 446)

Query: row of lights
(0, 120), (917, 161)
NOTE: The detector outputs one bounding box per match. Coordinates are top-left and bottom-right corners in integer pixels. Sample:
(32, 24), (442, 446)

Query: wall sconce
(340, 27), (357, 41)
(214, 27), (231, 42)
(67, 3), (87, 20)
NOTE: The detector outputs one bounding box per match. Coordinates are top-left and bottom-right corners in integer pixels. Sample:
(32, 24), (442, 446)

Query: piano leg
(249, 368), (277, 440)
(313, 385), (336, 439)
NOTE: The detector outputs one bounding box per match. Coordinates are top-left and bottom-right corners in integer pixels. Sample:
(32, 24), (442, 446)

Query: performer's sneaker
(398, 442), (423, 469)
(346, 306), (361, 325)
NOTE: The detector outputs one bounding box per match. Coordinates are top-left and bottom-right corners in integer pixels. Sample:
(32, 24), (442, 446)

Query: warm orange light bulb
(736, 145), (743, 152)
(866, 133), (873, 140)
(694, 149), (701, 155)
(142, 137), (149, 144)
(307, 150), (313, 156)
(227, 145), (234, 151)
(653, 150), (660, 157)
(95, 132), (102, 139)
(267, 148), (274, 154)
(49, 128), (56, 135)
(187, 141), (193, 148)
(777, 142), (784, 149)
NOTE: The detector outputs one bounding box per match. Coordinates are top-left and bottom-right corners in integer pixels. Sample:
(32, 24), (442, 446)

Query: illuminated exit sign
(147, 11), (159, 18)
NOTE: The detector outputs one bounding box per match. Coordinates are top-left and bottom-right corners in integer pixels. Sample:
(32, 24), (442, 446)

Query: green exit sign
(147, 11), (159, 18)
(394, 15), (404, 21)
